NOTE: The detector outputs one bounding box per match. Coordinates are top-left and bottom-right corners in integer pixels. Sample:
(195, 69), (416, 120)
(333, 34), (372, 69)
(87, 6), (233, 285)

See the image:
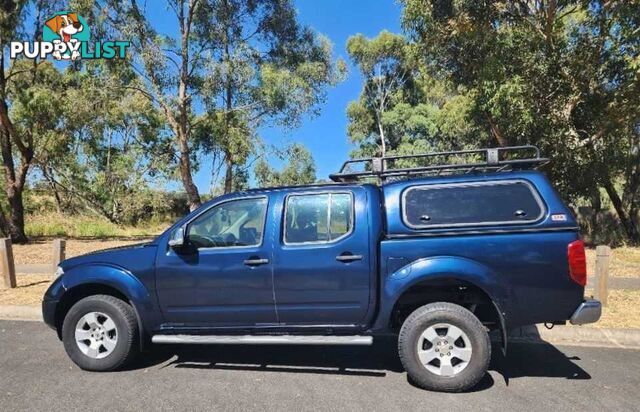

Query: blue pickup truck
(42, 146), (600, 392)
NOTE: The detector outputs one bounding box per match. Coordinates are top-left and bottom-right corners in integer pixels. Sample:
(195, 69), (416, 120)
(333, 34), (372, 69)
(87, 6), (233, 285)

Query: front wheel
(61, 295), (139, 371)
(398, 302), (491, 392)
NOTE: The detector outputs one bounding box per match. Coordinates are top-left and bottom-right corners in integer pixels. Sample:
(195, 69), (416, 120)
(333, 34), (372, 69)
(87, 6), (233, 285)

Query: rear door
(272, 188), (371, 325)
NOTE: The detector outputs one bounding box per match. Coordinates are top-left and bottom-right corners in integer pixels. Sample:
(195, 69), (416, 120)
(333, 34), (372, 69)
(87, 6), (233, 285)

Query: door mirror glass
(168, 226), (185, 248)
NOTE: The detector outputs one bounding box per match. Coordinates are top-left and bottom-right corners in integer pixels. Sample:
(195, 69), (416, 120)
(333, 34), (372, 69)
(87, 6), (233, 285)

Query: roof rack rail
(329, 145), (549, 183)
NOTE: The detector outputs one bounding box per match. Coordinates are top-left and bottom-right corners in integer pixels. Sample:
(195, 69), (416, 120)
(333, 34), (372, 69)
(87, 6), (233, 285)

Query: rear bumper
(570, 299), (602, 325)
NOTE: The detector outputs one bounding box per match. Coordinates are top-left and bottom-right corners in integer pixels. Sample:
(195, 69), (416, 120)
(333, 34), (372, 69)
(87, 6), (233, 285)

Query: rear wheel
(398, 302), (490, 392)
(62, 295), (138, 371)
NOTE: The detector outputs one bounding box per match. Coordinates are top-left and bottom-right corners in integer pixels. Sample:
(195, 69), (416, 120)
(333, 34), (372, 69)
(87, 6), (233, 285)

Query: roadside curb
(1, 304), (639, 349)
(510, 324), (640, 349)
(0, 305), (43, 322)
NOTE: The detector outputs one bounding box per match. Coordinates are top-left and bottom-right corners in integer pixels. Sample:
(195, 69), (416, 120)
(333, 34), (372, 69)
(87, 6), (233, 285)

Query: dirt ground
(587, 289), (640, 329)
(11, 239), (151, 265)
(1, 241), (639, 329)
(0, 274), (52, 306)
(586, 246), (640, 278)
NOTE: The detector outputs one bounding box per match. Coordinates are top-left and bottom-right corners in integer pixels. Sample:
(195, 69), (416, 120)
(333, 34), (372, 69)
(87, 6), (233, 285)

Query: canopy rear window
(402, 180), (545, 229)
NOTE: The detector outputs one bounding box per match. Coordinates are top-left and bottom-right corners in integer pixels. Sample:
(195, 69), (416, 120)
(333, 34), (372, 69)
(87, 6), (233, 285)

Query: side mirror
(168, 226), (186, 248)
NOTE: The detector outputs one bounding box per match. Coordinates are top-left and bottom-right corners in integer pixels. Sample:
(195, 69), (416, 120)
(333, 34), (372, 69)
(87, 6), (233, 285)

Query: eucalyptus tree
(401, 0), (640, 242)
(92, 0), (343, 207)
(39, 61), (172, 224)
(84, 0), (209, 210)
(346, 30), (481, 162)
(346, 31), (413, 158)
(197, 0), (345, 193)
(0, 0), (66, 242)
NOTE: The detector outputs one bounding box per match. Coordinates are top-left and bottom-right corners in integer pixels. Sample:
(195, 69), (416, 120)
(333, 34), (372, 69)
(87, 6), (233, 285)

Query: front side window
(403, 181), (544, 229)
(284, 193), (353, 244)
(187, 197), (267, 248)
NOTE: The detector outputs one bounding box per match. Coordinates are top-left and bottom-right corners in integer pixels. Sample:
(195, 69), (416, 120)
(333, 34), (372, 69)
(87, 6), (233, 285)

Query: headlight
(54, 266), (64, 278)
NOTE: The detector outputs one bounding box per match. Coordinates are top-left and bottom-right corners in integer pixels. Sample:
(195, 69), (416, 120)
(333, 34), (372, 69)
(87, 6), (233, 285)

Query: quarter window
(284, 193), (353, 244)
(403, 181), (544, 229)
(187, 197), (267, 248)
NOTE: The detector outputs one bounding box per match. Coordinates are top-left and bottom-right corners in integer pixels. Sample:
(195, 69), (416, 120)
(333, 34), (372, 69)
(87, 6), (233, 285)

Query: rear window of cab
(402, 180), (546, 229)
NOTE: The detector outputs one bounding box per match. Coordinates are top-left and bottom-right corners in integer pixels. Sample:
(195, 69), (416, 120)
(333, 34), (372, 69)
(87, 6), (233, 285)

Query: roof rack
(329, 145), (549, 183)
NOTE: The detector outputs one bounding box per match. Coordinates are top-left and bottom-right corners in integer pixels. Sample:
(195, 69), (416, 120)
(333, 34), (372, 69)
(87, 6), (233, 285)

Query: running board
(151, 334), (373, 345)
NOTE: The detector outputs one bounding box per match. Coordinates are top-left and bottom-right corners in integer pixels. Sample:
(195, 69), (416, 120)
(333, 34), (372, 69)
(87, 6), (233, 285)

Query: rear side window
(284, 193), (353, 244)
(402, 180), (544, 229)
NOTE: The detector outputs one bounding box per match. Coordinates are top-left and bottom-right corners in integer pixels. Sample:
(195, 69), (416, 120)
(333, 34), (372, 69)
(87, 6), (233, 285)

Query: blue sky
(185, 0), (403, 190)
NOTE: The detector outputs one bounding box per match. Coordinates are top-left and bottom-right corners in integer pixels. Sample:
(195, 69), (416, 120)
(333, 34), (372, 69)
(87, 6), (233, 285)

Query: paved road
(1, 320), (639, 411)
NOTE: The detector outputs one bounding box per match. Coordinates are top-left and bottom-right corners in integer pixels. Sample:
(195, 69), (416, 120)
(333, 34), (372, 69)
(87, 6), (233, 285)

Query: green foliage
(347, 52), (483, 162)
(95, 0), (344, 203)
(391, 0), (640, 243)
(346, 31), (413, 157)
(34, 61), (174, 225)
(345, 1), (639, 243)
(195, 1), (345, 192)
(254, 143), (316, 188)
(347, 31), (409, 76)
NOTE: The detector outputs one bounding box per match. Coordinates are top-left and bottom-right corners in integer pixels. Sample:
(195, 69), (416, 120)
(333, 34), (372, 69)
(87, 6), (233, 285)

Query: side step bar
(151, 334), (373, 346)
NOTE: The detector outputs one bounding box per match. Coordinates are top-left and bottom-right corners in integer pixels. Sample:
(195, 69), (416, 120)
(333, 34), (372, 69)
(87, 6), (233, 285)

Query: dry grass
(25, 213), (169, 238)
(586, 246), (640, 278)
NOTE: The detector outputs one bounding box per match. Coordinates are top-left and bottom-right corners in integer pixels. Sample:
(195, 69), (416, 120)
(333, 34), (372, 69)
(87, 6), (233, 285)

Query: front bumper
(42, 298), (58, 330)
(570, 299), (602, 325)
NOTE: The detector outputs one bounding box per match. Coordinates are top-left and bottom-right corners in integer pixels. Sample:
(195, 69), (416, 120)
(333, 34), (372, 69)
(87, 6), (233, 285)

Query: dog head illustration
(45, 13), (83, 42)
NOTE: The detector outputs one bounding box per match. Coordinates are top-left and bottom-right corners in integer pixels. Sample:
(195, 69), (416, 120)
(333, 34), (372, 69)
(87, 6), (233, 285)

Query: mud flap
(492, 299), (508, 356)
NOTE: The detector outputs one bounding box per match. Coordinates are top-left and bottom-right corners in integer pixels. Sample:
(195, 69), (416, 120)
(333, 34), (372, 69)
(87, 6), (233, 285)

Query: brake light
(568, 240), (587, 286)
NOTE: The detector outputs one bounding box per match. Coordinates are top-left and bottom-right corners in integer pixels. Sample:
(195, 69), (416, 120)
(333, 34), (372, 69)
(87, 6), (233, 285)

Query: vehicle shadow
(132, 336), (403, 378)
(128, 331), (591, 392)
(496, 326), (592, 384)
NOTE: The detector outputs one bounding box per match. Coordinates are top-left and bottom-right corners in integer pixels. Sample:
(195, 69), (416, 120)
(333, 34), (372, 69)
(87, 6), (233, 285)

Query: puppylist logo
(10, 11), (130, 61)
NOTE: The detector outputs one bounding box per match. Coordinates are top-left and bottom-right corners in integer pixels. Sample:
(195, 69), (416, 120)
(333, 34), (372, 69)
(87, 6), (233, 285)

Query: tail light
(567, 240), (587, 286)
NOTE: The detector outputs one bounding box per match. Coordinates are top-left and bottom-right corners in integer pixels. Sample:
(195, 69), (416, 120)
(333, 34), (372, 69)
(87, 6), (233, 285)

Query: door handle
(244, 258), (269, 266)
(336, 254), (363, 263)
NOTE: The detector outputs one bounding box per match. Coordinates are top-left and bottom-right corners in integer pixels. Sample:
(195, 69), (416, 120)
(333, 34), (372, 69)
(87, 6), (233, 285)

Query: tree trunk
(176, 0), (200, 212)
(222, 14), (234, 195)
(603, 179), (640, 244)
(0, 139), (28, 243)
(376, 111), (387, 172)
(224, 153), (233, 194)
(6, 185), (27, 243)
(486, 114), (509, 147)
(42, 167), (63, 213)
(377, 117), (387, 158)
(178, 132), (201, 211)
(589, 191), (601, 244)
(0, 105), (29, 243)
(223, 10), (234, 194)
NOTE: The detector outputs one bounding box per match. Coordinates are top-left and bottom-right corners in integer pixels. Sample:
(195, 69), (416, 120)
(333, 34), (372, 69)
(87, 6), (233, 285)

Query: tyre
(61, 295), (139, 371)
(398, 302), (490, 392)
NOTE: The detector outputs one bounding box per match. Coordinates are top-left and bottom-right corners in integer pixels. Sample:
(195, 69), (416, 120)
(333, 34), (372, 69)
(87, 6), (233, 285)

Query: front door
(155, 196), (277, 327)
(273, 189), (371, 325)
